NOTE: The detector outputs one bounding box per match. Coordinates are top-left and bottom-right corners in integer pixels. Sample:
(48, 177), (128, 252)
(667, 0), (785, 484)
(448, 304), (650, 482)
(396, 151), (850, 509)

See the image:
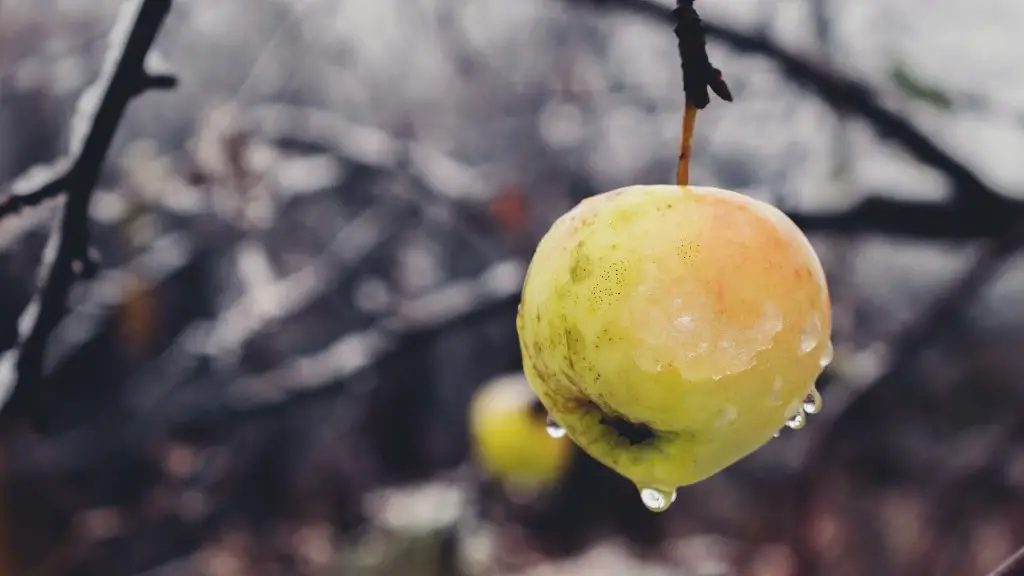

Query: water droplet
(800, 315), (821, 355)
(545, 417), (566, 439)
(639, 487), (676, 512)
(819, 341), (835, 368)
(785, 410), (806, 430)
(802, 388), (822, 415)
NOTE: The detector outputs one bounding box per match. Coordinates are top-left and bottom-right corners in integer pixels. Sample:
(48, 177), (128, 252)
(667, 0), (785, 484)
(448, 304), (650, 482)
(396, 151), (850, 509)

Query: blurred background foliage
(0, 0), (1023, 575)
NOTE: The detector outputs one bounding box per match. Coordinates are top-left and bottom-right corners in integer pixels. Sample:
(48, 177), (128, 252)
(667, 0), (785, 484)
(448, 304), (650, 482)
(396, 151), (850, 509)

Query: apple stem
(676, 101), (698, 187)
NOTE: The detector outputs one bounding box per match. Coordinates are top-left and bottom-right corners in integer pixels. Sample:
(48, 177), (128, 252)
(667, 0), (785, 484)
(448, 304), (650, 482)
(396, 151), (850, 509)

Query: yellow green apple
(468, 373), (573, 493)
(516, 185), (832, 507)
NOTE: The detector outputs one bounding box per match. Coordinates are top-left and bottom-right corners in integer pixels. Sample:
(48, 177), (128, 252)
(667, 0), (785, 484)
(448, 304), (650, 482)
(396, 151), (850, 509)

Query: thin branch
(0, 168), (68, 220)
(568, 0), (1024, 463)
(790, 218), (1024, 510)
(565, 0), (1024, 566)
(63, 158), (1015, 433)
(671, 0), (732, 186)
(202, 205), (402, 368)
(0, 0), (176, 428)
(242, 98), (1016, 244)
(566, 0), (1023, 231)
(790, 133), (1024, 576)
(167, 257), (525, 427)
(561, 3), (1024, 570)
(786, 197), (1008, 239)
(795, 216), (1024, 460)
(49, 194), (998, 430)
(672, 1), (731, 111)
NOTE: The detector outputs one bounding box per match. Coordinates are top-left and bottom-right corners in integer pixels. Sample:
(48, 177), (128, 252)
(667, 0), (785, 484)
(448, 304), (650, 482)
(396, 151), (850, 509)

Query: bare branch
(0, 165), (68, 220)
(0, 0), (176, 428)
(562, 0), (1024, 431)
(566, 0), (1024, 237)
(159, 257), (525, 427)
(787, 197), (1009, 240)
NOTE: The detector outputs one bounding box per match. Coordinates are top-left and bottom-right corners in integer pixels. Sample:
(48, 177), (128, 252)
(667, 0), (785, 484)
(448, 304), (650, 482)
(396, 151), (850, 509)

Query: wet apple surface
(517, 184), (833, 510)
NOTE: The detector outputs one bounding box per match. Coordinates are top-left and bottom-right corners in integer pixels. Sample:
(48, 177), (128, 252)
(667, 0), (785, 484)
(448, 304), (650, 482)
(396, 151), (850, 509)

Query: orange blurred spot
(490, 185), (529, 235)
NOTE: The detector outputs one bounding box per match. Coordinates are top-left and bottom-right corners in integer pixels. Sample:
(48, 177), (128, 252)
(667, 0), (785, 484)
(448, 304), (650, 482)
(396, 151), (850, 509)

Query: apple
(516, 185), (832, 509)
(468, 373), (573, 494)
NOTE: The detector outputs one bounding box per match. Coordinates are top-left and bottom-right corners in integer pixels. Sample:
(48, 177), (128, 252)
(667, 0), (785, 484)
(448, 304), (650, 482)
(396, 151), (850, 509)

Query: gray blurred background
(0, 0), (1022, 575)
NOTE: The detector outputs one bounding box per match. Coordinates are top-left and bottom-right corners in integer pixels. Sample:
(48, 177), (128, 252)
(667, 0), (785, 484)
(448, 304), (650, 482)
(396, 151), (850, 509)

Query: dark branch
(672, 0), (731, 109)
(791, 215), (1024, 573)
(697, 21), (1005, 208)
(167, 257), (525, 427)
(567, 0), (1024, 233)
(788, 197), (1015, 240)
(573, 4), (1024, 569)
(0, 0), (176, 430)
(0, 171), (68, 220)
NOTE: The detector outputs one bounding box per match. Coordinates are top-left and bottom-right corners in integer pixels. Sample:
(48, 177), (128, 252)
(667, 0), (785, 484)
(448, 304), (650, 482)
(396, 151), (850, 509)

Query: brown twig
(676, 104), (697, 186)
(671, 0), (731, 186)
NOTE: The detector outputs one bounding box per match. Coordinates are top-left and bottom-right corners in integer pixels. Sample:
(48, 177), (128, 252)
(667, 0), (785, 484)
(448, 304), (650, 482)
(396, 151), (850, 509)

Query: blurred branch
(174, 257), (524, 426)
(787, 198), (1007, 239)
(65, 148), (1016, 436)
(562, 1), (1024, 523)
(792, 216), (1024, 573)
(3, 104), (509, 451)
(202, 206), (402, 368)
(567, 0), (1024, 239)
(10, 257), (524, 471)
(865, 219), (1024, 385)
(987, 544), (1024, 576)
(0, 0), (176, 429)
(561, 2), (1024, 570)
(567, 0), (1024, 413)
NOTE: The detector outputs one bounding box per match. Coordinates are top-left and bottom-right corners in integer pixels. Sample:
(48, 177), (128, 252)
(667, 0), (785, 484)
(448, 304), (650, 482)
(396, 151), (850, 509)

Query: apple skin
(468, 373), (573, 492)
(516, 185), (832, 493)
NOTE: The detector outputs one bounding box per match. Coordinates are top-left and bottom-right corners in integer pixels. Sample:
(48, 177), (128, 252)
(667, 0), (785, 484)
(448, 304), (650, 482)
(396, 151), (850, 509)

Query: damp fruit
(468, 373), (573, 492)
(517, 185), (832, 509)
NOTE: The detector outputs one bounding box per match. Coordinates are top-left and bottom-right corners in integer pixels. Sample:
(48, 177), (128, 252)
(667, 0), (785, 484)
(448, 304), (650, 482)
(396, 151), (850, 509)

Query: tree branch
(0, 168), (68, 221)
(671, 0), (732, 186)
(558, 3), (1024, 569)
(0, 0), (176, 429)
(787, 197), (1012, 239)
(566, 0), (1024, 237)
